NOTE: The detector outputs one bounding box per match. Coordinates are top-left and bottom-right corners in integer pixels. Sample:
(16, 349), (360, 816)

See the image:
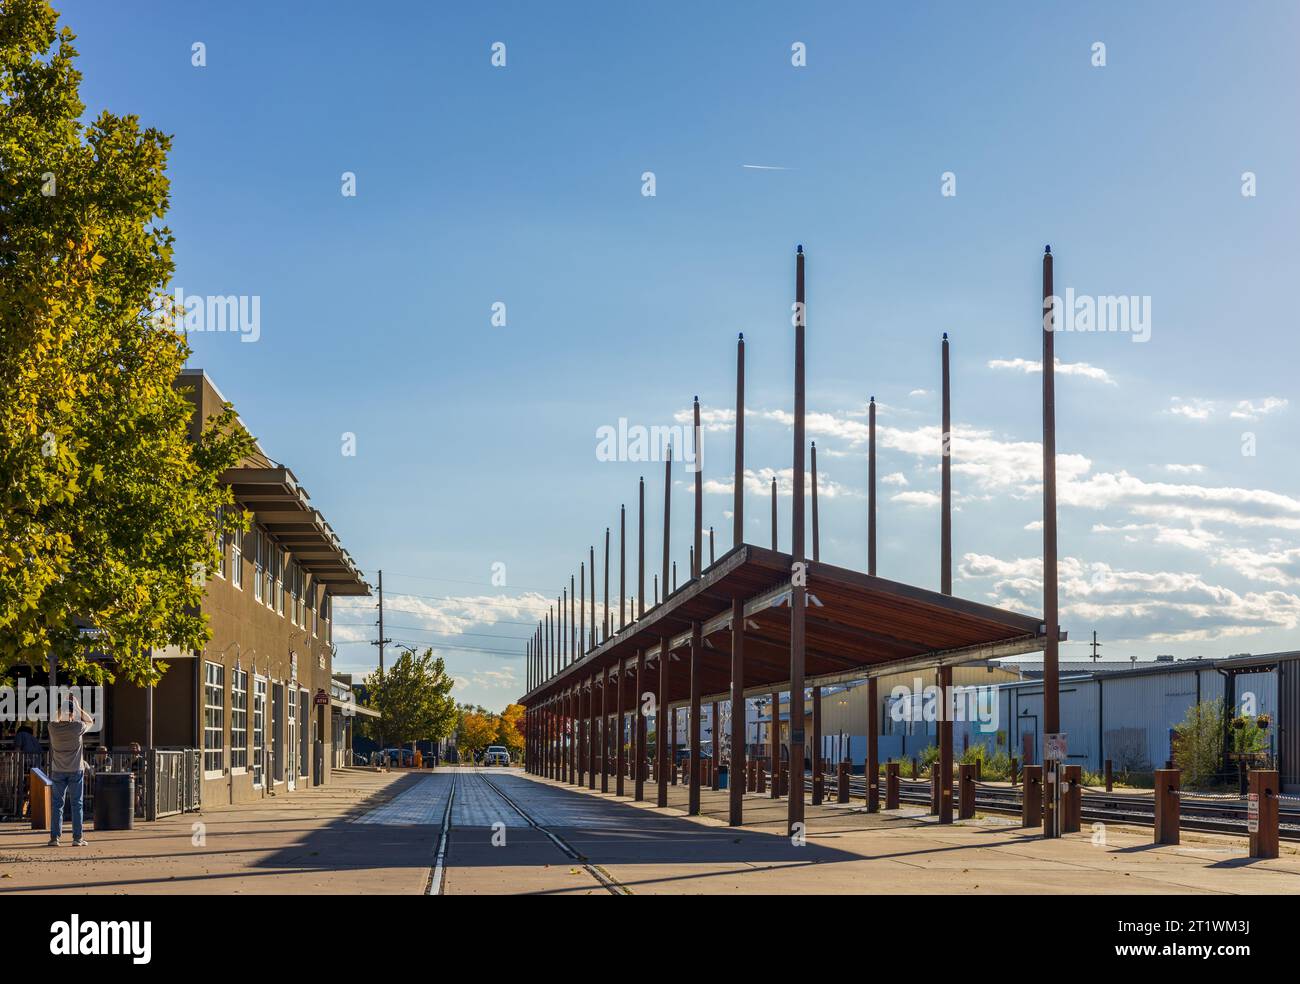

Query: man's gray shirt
(47, 720), (89, 774)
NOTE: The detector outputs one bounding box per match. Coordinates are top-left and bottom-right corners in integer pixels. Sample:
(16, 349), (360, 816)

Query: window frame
(230, 668), (248, 773)
(203, 661), (226, 779)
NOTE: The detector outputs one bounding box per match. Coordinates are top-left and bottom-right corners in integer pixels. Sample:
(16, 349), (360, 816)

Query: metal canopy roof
(521, 543), (1053, 712)
(221, 466), (371, 596)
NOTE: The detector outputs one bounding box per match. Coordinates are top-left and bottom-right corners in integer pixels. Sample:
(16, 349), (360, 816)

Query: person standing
(47, 697), (95, 847)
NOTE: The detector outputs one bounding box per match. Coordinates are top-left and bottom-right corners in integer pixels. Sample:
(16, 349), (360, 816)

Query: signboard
(1044, 732), (1068, 762)
(314, 689), (329, 706)
(1247, 792), (1259, 833)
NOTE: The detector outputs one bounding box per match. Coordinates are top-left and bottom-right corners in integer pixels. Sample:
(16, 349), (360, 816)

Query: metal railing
(1, 748), (201, 822)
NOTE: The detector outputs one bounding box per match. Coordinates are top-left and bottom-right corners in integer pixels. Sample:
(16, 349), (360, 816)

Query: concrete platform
(454, 771), (1300, 895)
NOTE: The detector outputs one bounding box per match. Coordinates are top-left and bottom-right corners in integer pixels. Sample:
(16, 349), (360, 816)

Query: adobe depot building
(105, 370), (373, 805)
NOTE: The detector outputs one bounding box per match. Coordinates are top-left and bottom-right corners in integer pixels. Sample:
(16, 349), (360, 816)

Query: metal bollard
(780, 765), (789, 796)
(1062, 764), (1081, 833)
(1021, 765), (1042, 827)
(813, 757), (824, 805)
(757, 765), (767, 794)
(958, 763), (975, 819)
(1248, 770), (1280, 859)
(1104, 758), (1113, 792)
(1154, 768), (1180, 845)
(1010, 756), (1019, 785)
(867, 761), (880, 813)
(885, 761), (899, 810)
(930, 764), (940, 815)
(911, 756), (919, 780)
(837, 760), (850, 804)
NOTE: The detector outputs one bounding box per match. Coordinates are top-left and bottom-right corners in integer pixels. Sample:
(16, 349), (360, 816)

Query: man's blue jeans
(50, 771), (84, 841)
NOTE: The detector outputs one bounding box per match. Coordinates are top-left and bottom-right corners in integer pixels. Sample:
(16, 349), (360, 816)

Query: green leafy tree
(362, 649), (457, 749)
(0, 0), (250, 685)
(1173, 699), (1225, 788)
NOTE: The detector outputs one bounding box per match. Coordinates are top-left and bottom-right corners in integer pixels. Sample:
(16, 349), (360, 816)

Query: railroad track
(474, 770), (630, 895)
(798, 773), (1300, 840)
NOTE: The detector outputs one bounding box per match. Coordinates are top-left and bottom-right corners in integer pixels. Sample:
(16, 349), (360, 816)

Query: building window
(268, 544), (281, 613)
(276, 548), (285, 616)
(253, 530), (264, 603)
(253, 677), (266, 787)
(309, 581), (317, 637)
(322, 594), (331, 645)
(204, 661), (225, 777)
(232, 524), (243, 589)
(230, 669), (248, 772)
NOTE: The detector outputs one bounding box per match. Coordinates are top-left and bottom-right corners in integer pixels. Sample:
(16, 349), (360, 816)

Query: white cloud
(1231, 397), (1288, 421)
(882, 472), (909, 487)
(988, 357), (1116, 386)
(908, 389), (929, 398)
(1167, 398), (1213, 421)
(892, 490), (940, 508)
(1164, 463), (1205, 474)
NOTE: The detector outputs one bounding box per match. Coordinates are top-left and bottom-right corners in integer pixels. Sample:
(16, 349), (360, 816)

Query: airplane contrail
(741, 164), (792, 170)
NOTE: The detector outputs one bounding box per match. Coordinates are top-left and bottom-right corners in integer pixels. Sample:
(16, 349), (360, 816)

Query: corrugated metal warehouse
(798, 651), (1298, 790)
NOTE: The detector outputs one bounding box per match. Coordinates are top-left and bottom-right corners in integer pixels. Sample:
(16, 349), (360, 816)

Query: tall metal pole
(1042, 244), (1060, 837)
(589, 545), (596, 649)
(662, 449), (671, 604)
(868, 396), (877, 576)
(811, 442), (820, 562)
(735, 333), (745, 549)
(580, 563), (586, 657)
(729, 597), (745, 825)
(688, 622), (702, 815)
(709, 527), (715, 565)
(604, 528), (610, 641)
(769, 690), (781, 799)
(619, 506), (626, 630)
(939, 332), (954, 824)
(693, 397), (703, 579)
(570, 576), (575, 663)
(638, 477), (646, 618)
(657, 639), (670, 808)
(616, 656), (626, 796)
(634, 648), (646, 800)
(789, 244), (807, 834)
(771, 477), (778, 550)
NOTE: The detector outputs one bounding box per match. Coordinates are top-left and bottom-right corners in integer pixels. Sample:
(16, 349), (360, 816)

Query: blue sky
(61, 1), (1300, 709)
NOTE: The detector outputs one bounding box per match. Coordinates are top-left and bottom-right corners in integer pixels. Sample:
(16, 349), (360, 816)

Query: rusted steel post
(589, 545), (596, 649)
(769, 691), (781, 799)
(911, 756), (918, 779)
(604, 528), (610, 641)
(941, 333), (952, 594)
(1104, 758), (1113, 792)
(837, 759), (849, 804)
(1042, 246), (1061, 838)
(619, 506), (626, 631)
(868, 397), (876, 575)
(885, 761), (899, 810)
(811, 685), (823, 805)
(569, 576), (575, 663)
(638, 477), (646, 618)
(938, 665), (954, 824)
(579, 563), (585, 657)
(600, 674), (609, 792)
(788, 243), (807, 837)
(811, 441), (820, 562)
(616, 657), (626, 796)
(1010, 756), (1019, 785)
(634, 648), (646, 799)
(958, 763), (975, 819)
(780, 763), (789, 797)
(729, 597), (745, 826)
(709, 527), (715, 566)
(657, 640), (670, 808)
(581, 683), (590, 787)
(562, 588), (567, 666)
(757, 763), (767, 794)
(710, 698), (721, 792)
(1154, 768), (1180, 845)
(691, 626), (702, 816)
(735, 333), (745, 548)
(670, 707), (679, 784)
(1021, 765), (1042, 827)
(662, 448), (671, 605)
(771, 476), (778, 550)
(867, 677), (880, 811)
(1062, 764), (1081, 832)
(929, 763), (940, 815)
(1248, 770), (1280, 859)
(693, 397), (702, 579)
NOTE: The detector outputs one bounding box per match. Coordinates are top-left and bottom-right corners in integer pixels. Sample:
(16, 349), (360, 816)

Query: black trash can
(93, 772), (135, 831)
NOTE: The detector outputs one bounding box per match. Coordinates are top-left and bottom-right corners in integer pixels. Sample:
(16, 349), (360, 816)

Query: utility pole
(1090, 630), (1102, 663)
(371, 569), (391, 674)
